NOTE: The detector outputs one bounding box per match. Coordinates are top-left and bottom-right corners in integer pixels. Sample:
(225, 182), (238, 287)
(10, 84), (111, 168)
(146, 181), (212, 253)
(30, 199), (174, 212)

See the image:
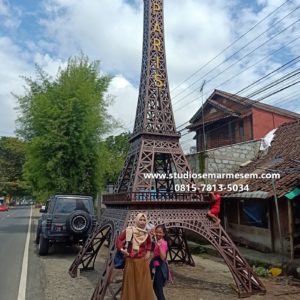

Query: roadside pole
(272, 178), (284, 261)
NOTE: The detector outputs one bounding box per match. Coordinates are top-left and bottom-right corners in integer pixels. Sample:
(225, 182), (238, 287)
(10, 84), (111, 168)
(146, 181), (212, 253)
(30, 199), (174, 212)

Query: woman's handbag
(114, 250), (125, 269)
(114, 229), (133, 269)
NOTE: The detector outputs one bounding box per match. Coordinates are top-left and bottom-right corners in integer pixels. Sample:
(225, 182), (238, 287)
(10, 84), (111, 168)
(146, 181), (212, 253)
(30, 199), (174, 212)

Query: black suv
(35, 194), (96, 255)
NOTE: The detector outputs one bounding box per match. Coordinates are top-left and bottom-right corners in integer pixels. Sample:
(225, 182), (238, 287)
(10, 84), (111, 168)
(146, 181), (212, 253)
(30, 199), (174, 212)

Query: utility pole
(199, 80), (208, 184)
(272, 177), (285, 262)
(200, 80), (206, 151)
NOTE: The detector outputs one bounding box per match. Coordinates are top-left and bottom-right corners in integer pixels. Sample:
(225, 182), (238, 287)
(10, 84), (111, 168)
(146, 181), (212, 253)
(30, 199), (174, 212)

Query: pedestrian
(150, 224), (170, 300)
(207, 191), (221, 225)
(116, 213), (154, 300)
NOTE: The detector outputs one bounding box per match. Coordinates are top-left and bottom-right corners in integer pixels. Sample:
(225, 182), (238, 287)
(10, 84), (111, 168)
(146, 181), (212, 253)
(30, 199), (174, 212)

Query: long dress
(117, 230), (155, 300)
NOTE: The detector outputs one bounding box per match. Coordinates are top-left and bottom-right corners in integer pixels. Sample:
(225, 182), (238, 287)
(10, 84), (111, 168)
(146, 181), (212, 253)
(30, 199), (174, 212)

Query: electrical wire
(171, 6), (300, 105)
(178, 74), (300, 149)
(110, 1), (300, 138)
(173, 18), (300, 110)
(169, 0), (292, 94)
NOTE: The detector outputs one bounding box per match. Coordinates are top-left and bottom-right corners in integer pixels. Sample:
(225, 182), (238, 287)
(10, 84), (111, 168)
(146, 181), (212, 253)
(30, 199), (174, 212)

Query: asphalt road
(27, 208), (96, 300)
(3, 207), (299, 300)
(0, 206), (31, 300)
(26, 208), (47, 300)
(0, 206), (95, 300)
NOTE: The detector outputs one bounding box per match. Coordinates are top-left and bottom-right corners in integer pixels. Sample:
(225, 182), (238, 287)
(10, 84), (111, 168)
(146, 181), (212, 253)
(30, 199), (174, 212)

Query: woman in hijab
(116, 213), (154, 300)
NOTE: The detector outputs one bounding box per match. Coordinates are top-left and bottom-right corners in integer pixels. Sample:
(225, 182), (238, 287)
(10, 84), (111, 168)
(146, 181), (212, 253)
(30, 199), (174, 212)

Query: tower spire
(133, 0), (178, 139)
(114, 0), (193, 194)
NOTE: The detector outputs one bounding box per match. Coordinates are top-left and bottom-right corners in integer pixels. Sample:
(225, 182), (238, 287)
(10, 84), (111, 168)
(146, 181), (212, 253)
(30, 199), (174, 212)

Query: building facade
(187, 89), (300, 151)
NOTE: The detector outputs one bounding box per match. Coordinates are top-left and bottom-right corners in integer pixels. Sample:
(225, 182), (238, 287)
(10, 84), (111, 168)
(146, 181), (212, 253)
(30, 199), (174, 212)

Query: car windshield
(54, 198), (92, 213)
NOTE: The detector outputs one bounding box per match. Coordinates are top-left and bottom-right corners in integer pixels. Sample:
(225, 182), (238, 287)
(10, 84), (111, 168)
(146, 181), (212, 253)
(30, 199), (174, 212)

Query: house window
(240, 200), (268, 228)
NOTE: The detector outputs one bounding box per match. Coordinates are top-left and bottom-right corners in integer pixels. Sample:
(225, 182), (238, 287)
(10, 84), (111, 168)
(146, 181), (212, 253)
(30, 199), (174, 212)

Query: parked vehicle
(20, 200), (30, 206)
(36, 194), (96, 255)
(0, 204), (9, 212)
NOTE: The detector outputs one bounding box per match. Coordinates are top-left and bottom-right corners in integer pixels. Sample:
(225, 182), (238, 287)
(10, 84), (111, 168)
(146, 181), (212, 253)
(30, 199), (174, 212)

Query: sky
(0, 0), (300, 152)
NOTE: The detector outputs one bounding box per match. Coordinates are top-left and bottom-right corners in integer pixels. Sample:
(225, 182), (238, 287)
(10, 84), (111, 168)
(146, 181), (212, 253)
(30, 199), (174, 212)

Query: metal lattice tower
(114, 0), (193, 194)
(69, 1), (266, 299)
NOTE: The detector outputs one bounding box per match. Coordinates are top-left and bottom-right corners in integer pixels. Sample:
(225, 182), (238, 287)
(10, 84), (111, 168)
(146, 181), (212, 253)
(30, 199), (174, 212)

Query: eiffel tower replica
(69, 1), (266, 299)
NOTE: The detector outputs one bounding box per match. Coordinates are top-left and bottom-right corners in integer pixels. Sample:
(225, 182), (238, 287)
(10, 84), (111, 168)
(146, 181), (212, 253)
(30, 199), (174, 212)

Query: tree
(15, 55), (115, 201)
(0, 137), (29, 200)
(99, 132), (130, 188)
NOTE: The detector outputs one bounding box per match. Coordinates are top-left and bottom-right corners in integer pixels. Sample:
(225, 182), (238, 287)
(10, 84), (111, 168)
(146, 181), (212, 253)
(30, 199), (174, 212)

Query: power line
(213, 37), (300, 90)
(179, 74), (300, 149)
(172, 43), (300, 130)
(115, 48), (300, 137)
(271, 89), (300, 105)
(179, 98), (300, 149)
(237, 55), (300, 95)
(244, 67), (300, 99)
(112, 1), (299, 137)
(171, 5), (300, 105)
(255, 78), (300, 102)
(173, 17), (300, 110)
(169, 0), (293, 96)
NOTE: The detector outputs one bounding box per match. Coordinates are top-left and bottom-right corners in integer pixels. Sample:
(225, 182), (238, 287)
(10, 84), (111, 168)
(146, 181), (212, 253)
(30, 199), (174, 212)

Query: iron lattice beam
(115, 138), (195, 193)
(168, 228), (195, 266)
(69, 0), (266, 299)
(69, 208), (266, 299)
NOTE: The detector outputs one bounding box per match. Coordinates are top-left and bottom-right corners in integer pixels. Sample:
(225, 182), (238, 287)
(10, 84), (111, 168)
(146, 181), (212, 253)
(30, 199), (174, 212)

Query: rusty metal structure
(69, 0), (266, 299)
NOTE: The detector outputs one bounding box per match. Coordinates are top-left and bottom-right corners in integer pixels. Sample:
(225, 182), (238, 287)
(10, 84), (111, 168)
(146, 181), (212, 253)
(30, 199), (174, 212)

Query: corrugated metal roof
(222, 191), (269, 199)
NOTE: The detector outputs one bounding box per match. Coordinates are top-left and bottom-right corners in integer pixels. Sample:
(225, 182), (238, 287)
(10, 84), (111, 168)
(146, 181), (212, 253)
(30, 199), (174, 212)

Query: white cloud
(41, 0), (143, 81)
(33, 53), (66, 77)
(107, 75), (138, 133)
(0, 39), (66, 136)
(0, 37), (32, 136)
(0, 0), (299, 151)
(38, 0), (234, 140)
(0, 0), (21, 29)
(0, 0), (9, 15)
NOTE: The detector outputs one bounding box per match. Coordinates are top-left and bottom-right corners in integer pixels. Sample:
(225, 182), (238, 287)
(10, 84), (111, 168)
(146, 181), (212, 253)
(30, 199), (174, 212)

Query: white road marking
(17, 206), (32, 300)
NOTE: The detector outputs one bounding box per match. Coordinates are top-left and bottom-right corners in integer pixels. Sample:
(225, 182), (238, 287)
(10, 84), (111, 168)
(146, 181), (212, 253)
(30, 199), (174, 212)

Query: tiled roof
(215, 90), (300, 119)
(187, 115), (232, 130)
(220, 121), (300, 199)
(189, 89), (300, 124)
(187, 99), (240, 129)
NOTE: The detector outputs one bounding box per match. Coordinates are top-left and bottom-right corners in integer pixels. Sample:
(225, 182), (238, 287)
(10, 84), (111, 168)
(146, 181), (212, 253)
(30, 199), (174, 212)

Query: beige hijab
(126, 213), (149, 252)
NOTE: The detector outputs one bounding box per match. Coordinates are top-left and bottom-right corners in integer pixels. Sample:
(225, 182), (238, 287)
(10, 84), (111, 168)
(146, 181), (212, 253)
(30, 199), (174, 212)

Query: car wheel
(38, 234), (49, 256)
(35, 226), (41, 244)
(67, 210), (91, 234)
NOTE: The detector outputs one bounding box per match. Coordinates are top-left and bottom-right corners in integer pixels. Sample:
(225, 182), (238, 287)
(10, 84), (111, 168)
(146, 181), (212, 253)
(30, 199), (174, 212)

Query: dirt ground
(40, 246), (300, 300)
(31, 208), (300, 300)
(165, 255), (300, 300)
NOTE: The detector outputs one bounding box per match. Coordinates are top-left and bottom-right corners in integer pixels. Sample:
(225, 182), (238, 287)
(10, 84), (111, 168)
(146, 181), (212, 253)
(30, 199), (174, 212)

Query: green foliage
(15, 54), (116, 201)
(98, 132), (130, 188)
(254, 266), (269, 277)
(0, 137), (29, 198)
(198, 151), (208, 174)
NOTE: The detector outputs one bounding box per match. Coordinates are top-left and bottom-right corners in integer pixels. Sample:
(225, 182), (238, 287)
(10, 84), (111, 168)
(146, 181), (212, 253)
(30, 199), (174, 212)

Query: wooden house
(187, 89), (300, 151)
